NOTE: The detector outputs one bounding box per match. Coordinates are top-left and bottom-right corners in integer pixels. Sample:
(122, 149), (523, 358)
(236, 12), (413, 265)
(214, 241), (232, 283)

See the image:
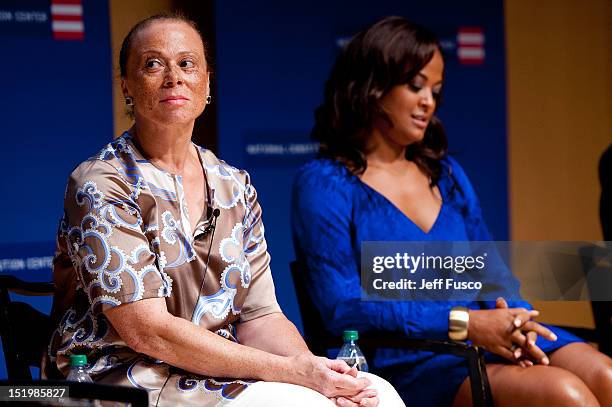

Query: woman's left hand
(329, 367), (379, 407)
(495, 298), (557, 366)
(331, 390), (379, 407)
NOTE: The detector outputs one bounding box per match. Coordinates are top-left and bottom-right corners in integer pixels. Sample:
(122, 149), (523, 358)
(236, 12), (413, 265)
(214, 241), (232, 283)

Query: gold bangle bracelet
(449, 306), (470, 341)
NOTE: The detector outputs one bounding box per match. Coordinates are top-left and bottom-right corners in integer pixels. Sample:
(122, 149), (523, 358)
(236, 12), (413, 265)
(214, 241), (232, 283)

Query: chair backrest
(0, 275), (55, 380)
(581, 243), (612, 356)
(0, 276), (151, 405)
(597, 146), (612, 356)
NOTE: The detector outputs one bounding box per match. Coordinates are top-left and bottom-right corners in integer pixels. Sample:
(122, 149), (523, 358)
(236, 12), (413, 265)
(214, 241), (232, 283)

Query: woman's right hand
(467, 307), (539, 361)
(286, 354), (373, 399)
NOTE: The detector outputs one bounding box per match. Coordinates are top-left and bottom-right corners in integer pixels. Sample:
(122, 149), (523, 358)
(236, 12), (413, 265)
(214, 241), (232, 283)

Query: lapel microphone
(195, 207), (221, 240)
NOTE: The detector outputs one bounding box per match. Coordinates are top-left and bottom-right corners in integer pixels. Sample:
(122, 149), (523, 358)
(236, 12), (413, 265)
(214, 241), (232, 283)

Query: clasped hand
(467, 298), (557, 367)
(289, 354), (379, 406)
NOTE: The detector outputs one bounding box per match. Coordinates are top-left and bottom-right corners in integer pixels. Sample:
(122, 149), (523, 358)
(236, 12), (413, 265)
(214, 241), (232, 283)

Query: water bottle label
(337, 356), (369, 372)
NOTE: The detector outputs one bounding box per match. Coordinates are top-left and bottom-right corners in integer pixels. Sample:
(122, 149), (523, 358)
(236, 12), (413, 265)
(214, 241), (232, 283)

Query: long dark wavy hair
(312, 16), (448, 185)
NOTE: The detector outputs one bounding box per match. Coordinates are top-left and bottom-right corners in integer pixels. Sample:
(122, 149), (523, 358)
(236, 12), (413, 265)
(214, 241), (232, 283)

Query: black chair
(290, 261), (493, 407)
(549, 144), (611, 356)
(537, 241), (611, 356)
(0, 275), (149, 406)
(565, 243), (611, 357)
(596, 145), (612, 356)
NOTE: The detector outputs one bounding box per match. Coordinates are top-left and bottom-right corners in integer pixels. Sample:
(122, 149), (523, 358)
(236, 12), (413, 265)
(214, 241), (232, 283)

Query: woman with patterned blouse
(43, 13), (404, 407)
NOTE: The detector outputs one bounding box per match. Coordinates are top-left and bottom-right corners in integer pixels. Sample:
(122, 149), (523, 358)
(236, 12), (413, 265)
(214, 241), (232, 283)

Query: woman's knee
(357, 372), (405, 406)
(538, 369), (599, 407)
(358, 372), (394, 392)
(484, 364), (599, 407)
(548, 341), (611, 403)
(231, 381), (334, 407)
(588, 360), (612, 398)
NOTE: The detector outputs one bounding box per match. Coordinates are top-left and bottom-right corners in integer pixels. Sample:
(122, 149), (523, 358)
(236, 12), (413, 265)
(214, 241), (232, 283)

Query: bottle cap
(343, 330), (358, 341)
(69, 354), (87, 367)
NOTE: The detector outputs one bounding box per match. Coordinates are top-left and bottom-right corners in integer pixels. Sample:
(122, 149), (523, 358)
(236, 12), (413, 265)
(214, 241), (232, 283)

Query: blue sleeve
(291, 161), (450, 339)
(446, 159), (585, 348)
(445, 157), (531, 310)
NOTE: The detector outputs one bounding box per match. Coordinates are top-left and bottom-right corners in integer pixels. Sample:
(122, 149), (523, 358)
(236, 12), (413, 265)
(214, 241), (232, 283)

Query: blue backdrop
(0, 0), (112, 378)
(215, 0), (508, 331)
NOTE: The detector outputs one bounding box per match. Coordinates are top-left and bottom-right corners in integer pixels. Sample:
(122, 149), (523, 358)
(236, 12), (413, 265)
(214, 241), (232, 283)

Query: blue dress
(290, 157), (582, 406)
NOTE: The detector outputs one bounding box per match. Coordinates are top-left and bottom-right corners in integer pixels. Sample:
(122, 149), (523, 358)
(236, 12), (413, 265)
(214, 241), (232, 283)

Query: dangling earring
(125, 96), (134, 106)
(206, 95), (212, 105)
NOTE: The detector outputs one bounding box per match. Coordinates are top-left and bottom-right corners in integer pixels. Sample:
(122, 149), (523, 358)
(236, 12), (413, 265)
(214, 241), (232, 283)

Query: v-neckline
(123, 132), (213, 239)
(357, 177), (445, 235)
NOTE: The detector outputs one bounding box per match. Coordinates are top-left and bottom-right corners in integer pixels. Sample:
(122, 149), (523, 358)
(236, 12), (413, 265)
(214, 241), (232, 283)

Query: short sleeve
(238, 172), (282, 322)
(59, 159), (169, 315)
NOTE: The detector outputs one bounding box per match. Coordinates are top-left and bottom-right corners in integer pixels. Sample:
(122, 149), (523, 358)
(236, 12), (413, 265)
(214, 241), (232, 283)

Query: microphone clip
(195, 207), (220, 240)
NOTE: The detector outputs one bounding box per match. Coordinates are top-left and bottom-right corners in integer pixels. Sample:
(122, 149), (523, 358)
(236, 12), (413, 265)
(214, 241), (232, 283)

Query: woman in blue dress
(291, 16), (611, 407)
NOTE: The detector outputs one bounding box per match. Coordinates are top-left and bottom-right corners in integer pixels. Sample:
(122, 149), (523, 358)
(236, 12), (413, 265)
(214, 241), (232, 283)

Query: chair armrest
(360, 334), (493, 407)
(0, 379), (149, 406)
(305, 332), (493, 407)
(308, 331), (480, 357)
(0, 276), (55, 296)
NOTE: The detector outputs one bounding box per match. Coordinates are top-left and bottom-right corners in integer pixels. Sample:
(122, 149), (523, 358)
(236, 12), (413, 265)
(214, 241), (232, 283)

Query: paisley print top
(43, 132), (281, 404)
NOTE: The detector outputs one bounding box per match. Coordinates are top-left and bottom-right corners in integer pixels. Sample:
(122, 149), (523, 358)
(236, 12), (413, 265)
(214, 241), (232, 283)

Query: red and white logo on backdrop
(457, 27), (484, 65)
(51, 0), (84, 40)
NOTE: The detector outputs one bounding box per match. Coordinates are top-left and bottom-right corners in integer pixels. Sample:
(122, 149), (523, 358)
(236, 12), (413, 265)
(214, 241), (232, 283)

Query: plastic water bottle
(336, 330), (369, 372)
(66, 354), (93, 382)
